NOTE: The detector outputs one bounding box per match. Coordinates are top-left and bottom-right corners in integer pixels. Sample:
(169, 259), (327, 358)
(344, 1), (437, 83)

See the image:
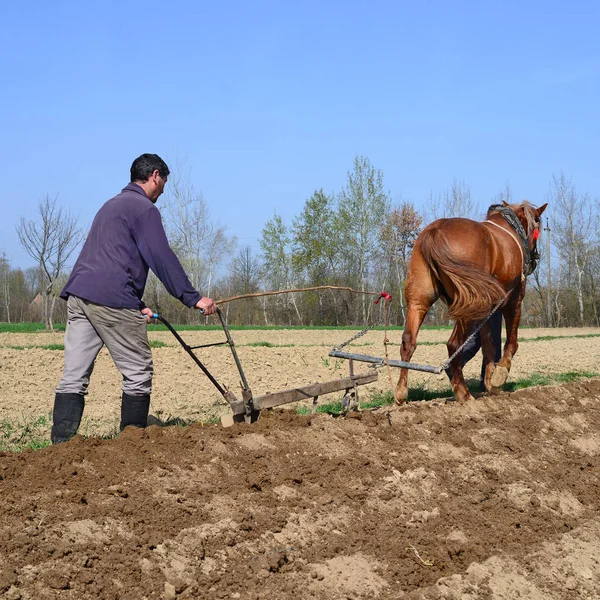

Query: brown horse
(395, 201), (548, 404)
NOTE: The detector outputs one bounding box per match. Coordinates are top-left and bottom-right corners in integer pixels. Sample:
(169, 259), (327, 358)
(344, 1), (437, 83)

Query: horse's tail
(418, 227), (508, 321)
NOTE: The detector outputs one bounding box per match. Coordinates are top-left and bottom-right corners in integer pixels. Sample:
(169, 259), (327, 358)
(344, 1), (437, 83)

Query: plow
(154, 308), (379, 426)
(153, 291), (444, 426)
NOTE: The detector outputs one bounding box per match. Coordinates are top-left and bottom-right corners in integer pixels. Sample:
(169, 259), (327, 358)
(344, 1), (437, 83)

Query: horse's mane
(487, 201), (538, 235)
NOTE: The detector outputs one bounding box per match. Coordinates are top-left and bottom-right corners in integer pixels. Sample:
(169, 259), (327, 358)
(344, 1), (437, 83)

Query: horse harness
(484, 204), (539, 277)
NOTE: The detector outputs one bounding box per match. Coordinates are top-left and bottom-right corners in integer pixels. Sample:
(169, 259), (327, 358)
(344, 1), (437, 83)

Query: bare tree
(549, 173), (596, 325)
(585, 249), (600, 326)
(426, 179), (477, 220)
(161, 158), (236, 297)
(380, 202), (422, 324)
(228, 246), (262, 325)
(231, 246), (261, 293)
(491, 180), (513, 205)
(0, 253), (10, 322)
(16, 195), (83, 330)
(21, 267), (41, 322)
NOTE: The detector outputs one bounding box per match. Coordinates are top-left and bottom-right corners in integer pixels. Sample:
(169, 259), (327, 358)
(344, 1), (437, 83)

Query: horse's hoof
(394, 388), (408, 405)
(490, 366), (509, 388)
(455, 393), (475, 403)
(486, 386), (502, 396)
(459, 396), (476, 404)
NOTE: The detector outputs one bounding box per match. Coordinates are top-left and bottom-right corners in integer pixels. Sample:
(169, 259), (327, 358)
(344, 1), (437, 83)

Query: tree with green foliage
(336, 156), (391, 323)
(260, 214), (302, 325)
(291, 190), (342, 324)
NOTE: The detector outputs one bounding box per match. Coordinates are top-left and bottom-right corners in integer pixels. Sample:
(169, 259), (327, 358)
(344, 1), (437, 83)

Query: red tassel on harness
(532, 229), (540, 241)
(375, 292), (392, 304)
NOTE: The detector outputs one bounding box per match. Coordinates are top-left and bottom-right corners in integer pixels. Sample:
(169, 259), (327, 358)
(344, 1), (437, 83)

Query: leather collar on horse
(486, 204), (539, 277)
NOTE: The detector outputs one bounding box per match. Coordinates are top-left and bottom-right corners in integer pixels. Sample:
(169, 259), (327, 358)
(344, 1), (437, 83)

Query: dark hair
(130, 154), (170, 183)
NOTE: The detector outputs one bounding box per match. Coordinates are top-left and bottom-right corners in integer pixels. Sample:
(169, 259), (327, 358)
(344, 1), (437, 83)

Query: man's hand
(195, 297), (216, 315)
(141, 307), (154, 324)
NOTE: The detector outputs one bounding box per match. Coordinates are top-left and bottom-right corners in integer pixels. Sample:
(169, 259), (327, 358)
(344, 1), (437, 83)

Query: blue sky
(1, 0), (599, 270)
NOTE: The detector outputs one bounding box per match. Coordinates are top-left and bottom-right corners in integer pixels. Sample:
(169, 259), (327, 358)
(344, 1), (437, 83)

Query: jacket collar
(122, 182), (149, 199)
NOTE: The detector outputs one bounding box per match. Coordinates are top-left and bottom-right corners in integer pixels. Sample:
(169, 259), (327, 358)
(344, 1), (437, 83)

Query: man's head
(130, 154), (170, 202)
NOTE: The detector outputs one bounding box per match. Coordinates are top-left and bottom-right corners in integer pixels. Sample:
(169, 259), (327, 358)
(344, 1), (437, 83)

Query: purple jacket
(61, 183), (201, 310)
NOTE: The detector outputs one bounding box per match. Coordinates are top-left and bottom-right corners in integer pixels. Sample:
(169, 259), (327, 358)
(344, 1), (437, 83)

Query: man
(446, 311), (503, 392)
(52, 153), (216, 444)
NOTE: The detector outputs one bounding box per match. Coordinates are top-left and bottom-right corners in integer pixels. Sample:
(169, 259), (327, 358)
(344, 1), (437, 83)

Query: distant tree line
(2, 157), (599, 329)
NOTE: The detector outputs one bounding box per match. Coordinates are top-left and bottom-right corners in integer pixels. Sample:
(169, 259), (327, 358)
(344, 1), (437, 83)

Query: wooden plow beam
(226, 371), (378, 417)
(328, 349), (444, 375)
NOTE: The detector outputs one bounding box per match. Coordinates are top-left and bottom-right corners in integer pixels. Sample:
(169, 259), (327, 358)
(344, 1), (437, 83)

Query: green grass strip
(0, 323), (66, 333)
(243, 341), (296, 348)
(0, 413), (52, 452)
(1, 344), (65, 351)
(297, 370), (600, 416)
(0, 322), (454, 334)
(150, 340), (168, 348)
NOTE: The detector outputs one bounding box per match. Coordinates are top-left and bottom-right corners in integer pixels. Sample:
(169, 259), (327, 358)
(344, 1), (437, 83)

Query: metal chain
(332, 285), (519, 376)
(332, 310), (386, 352)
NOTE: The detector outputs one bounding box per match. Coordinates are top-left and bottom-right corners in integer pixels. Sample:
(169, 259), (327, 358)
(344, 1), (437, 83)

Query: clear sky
(1, 0), (599, 270)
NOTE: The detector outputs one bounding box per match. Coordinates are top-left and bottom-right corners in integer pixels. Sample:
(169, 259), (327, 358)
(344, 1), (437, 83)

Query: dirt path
(1, 378), (600, 599)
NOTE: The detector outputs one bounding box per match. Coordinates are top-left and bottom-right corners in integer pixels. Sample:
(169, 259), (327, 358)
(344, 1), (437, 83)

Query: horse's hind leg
(447, 320), (476, 403)
(395, 303), (431, 404)
(492, 297), (520, 388)
(480, 323), (497, 392)
(395, 248), (438, 405)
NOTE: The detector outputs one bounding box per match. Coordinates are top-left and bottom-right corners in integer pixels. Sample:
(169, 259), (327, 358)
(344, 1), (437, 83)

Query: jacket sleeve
(132, 206), (202, 308)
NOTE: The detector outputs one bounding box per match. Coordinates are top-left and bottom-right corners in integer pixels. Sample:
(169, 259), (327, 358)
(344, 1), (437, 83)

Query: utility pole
(545, 224), (551, 327)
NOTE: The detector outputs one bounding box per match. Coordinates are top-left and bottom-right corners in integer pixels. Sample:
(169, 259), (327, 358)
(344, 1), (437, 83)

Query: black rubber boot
(51, 393), (85, 444)
(120, 393), (150, 431)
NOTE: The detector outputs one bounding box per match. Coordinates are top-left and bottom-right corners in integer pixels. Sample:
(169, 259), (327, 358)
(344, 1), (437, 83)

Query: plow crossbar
(228, 371), (379, 416)
(328, 350), (444, 374)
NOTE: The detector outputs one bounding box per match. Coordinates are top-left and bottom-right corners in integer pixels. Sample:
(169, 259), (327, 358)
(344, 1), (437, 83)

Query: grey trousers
(55, 295), (153, 396)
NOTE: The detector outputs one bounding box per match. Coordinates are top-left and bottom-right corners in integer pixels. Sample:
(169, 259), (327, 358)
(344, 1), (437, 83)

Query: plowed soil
(1, 328), (600, 598)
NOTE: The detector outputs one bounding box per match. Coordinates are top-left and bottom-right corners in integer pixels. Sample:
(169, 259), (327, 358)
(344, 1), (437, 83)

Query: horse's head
(486, 201), (548, 275)
(504, 200), (548, 254)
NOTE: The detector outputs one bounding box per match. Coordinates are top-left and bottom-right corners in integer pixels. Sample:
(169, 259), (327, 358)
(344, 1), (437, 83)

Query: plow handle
(151, 311), (255, 421)
(151, 313), (227, 396)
